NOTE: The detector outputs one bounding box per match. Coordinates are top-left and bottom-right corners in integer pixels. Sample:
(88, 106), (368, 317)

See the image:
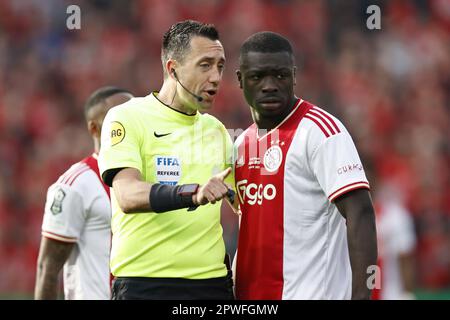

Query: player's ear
(293, 66), (297, 86)
(236, 70), (242, 89)
(87, 120), (100, 138)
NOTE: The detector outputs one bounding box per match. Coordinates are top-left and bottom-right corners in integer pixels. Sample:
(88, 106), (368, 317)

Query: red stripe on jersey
(67, 168), (90, 186)
(328, 181), (370, 202)
(81, 154), (113, 288)
(57, 166), (76, 184)
(42, 230), (77, 243)
(60, 164), (89, 185)
(304, 114), (330, 137)
(312, 107), (341, 133)
(81, 154), (110, 199)
(308, 109), (336, 135)
(235, 99), (312, 300)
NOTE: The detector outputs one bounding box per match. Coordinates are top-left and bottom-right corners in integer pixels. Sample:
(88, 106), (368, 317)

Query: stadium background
(0, 0), (449, 299)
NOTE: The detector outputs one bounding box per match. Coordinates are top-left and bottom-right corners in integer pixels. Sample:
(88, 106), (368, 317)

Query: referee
(99, 20), (234, 300)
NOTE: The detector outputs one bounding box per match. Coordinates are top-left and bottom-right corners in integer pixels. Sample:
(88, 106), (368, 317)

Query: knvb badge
(50, 188), (66, 215)
(155, 156), (181, 186)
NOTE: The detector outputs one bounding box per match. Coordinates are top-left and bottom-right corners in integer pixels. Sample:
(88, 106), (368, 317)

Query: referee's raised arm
(109, 166), (231, 214)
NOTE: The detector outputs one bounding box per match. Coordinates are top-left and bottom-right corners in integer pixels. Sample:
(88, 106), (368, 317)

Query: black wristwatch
(177, 183), (199, 196)
(177, 184), (200, 211)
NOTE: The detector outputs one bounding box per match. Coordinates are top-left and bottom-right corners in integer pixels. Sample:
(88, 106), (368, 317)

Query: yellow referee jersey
(99, 92), (234, 279)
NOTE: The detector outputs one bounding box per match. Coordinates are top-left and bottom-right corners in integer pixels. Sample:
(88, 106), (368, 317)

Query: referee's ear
(166, 59), (177, 81)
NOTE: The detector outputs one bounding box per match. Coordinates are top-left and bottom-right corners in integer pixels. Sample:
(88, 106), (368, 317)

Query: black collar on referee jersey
(152, 92), (198, 117)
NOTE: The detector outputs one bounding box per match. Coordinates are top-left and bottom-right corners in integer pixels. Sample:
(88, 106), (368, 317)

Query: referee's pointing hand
(193, 167), (232, 206)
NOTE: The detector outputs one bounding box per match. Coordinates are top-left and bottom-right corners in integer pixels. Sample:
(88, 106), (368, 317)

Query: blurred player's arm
(35, 237), (74, 300)
(335, 189), (377, 300)
(394, 205), (417, 299)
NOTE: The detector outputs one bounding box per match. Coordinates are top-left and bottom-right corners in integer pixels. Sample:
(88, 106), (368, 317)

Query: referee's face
(238, 51), (296, 120)
(175, 36), (225, 112)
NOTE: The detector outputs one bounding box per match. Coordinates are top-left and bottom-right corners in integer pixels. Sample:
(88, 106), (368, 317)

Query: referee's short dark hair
(161, 20), (220, 78)
(84, 86), (132, 120)
(239, 31), (294, 65)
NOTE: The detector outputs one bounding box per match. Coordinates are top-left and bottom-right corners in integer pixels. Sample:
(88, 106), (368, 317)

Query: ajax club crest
(263, 145), (283, 173)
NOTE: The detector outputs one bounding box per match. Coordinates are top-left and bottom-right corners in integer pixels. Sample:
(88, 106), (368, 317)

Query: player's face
(175, 36), (225, 111)
(238, 51), (296, 118)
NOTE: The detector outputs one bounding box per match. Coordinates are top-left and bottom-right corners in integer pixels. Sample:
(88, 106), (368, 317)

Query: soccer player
(233, 32), (378, 300)
(98, 20), (234, 300)
(35, 87), (133, 300)
(374, 184), (416, 300)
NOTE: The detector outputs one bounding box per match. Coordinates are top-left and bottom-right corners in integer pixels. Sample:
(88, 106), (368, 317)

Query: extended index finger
(216, 167), (232, 181)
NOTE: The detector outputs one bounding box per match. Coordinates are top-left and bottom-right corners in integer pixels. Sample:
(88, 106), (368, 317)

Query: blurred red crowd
(0, 0), (449, 295)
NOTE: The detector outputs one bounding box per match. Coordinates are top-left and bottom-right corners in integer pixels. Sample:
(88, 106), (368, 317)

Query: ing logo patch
(110, 121), (125, 146)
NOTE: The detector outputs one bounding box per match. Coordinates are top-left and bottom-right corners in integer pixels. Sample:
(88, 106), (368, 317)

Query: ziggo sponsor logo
(236, 180), (276, 205)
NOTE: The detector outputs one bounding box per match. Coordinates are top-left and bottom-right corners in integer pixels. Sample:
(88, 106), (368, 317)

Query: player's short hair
(239, 31), (294, 65)
(161, 20), (220, 78)
(84, 86), (132, 120)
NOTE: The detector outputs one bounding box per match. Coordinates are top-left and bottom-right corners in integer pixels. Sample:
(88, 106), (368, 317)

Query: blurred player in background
(34, 87), (133, 300)
(233, 32), (377, 300)
(99, 20), (234, 300)
(373, 183), (417, 300)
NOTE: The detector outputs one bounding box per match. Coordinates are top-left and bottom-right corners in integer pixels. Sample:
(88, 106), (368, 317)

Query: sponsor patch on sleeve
(110, 121), (125, 146)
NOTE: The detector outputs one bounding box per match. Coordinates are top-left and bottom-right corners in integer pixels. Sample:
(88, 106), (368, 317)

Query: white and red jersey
(42, 153), (111, 300)
(234, 99), (370, 300)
